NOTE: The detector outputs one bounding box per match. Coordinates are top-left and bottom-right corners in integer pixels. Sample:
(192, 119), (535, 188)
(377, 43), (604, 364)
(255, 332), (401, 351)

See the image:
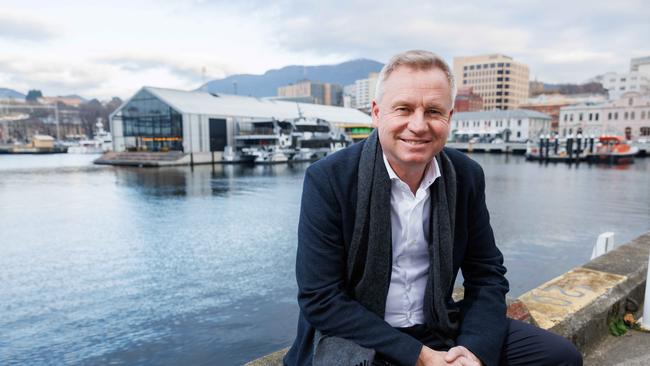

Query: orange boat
(586, 135), (638, 164)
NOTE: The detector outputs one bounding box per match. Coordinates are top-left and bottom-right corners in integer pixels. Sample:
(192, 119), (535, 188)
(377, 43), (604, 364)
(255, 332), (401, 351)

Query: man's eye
(427, 110), (441, 115)
(395, 107), (409, 112)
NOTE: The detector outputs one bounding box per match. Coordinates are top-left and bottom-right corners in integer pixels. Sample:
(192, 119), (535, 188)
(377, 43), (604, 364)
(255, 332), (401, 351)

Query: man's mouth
(400, 138), (429, 145)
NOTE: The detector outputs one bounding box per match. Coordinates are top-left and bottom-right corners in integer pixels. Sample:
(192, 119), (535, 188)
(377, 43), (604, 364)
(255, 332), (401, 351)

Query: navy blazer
(284, 140), (509, 366)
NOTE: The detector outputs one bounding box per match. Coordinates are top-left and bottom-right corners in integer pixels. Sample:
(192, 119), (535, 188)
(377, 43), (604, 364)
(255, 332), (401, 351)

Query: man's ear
(371, 100), (379, 128)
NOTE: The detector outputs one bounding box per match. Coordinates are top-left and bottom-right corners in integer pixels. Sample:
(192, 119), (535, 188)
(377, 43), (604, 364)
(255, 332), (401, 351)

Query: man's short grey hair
(375, 50), (456, 108)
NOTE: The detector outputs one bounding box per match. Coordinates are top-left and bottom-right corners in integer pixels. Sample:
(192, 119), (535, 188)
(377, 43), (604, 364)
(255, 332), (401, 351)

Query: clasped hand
(416, 345), (483, 366)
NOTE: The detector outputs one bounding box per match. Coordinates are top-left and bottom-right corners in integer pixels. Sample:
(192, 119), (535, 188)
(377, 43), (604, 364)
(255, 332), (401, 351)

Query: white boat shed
(109, 86), (372, 156)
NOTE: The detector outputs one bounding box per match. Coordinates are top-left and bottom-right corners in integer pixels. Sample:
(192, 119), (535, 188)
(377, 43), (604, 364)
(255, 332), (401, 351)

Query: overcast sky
(1, 0), (648, 100)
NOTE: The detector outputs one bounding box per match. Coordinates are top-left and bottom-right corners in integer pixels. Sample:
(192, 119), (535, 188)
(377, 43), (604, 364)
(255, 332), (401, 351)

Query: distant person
(284, 50), (582, 366)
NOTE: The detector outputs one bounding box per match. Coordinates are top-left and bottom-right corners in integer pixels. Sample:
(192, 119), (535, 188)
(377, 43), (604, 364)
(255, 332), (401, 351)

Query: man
(284, 50), (582, 366)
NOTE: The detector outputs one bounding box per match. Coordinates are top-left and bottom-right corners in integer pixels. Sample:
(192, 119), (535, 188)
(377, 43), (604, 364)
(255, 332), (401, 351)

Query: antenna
(296, 103), (304, 118)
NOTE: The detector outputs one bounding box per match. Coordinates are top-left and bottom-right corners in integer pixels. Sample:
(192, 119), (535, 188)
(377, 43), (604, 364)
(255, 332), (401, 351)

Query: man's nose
(407, 111), (428, 133)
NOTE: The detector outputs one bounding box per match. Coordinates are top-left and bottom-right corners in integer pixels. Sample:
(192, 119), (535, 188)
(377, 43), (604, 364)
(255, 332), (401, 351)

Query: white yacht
(67, 120), (113, 154)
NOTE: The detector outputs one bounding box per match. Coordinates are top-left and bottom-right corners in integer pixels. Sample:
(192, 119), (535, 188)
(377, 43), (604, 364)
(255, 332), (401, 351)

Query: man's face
(372, 66), (453, 172)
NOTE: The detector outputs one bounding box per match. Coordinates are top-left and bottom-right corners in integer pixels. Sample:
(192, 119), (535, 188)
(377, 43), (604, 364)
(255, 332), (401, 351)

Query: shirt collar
(382, 153), (441, 191)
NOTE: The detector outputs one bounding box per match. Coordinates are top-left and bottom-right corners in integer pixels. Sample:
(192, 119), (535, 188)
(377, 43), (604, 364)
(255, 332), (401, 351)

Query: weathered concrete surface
(519, 268), (627, 330)
(584, 329), (650, 366)
(529, 232), (650, 354)
(244, 348), (287, 366)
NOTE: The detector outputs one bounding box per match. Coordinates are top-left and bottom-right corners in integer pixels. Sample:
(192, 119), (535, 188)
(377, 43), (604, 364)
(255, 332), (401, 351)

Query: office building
(453, 54), (530, 110)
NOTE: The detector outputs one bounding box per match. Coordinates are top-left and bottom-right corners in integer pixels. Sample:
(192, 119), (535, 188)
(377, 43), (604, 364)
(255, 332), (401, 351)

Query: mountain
(60, 94), (88, 101)
(198, 59), (384, 97)
(0, 88), (26, 99)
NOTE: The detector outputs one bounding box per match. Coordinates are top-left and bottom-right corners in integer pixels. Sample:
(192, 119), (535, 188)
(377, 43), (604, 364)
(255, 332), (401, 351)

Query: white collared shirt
(382, 154), (441, 327)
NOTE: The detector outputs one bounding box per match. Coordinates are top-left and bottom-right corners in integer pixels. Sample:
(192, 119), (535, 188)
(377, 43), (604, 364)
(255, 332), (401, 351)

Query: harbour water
(1, 153), (649, 365)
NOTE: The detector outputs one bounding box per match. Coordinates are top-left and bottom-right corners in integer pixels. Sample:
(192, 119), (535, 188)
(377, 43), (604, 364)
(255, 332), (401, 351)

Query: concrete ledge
(519, 232), (649, 354)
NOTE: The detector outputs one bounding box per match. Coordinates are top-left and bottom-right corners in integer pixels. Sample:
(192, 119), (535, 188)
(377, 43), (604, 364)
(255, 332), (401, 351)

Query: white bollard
(641, 248), (650, 330)
(591, 232), (615, 260)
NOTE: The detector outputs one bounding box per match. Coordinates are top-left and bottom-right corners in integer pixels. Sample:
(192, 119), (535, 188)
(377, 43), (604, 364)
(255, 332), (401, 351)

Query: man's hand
(416, 345), (450, 366)
(444, 346), (483, 366)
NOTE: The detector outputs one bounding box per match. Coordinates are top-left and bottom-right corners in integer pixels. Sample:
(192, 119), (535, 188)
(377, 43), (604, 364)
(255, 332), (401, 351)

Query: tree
(25, 90), (43, 102)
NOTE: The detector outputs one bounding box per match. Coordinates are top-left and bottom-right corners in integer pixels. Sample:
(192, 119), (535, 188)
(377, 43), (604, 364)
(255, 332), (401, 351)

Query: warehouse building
(109, 87), (372, 160)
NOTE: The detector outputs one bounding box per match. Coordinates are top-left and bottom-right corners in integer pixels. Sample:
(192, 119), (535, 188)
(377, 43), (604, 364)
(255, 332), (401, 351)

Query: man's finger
(444, 347), (465, 362)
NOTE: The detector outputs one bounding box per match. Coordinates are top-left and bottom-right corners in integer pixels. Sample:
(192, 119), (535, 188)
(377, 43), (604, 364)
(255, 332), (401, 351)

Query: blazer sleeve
(455, 165), (509, 366)
(295, 164), (423, 366)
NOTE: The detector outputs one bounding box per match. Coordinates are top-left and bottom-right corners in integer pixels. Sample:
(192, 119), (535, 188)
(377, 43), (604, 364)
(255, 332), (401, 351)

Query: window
(624, 112), (628, 119)
(608, 112), (612, 120)
(641, 127), (650, 136)
(498, 63), (504, 67)
(517, 131), (521, 138)
(589, 113), (593, 121)
(595, 113), (599, 121)
(490, 63), (496, 68)
(564, 114), (568, 122)
(642, 111), (647, 119)
(615, 112), (618, 119)
(631, 111), (635, 119)
(517, 120), (522, 127)
(470, 65), (475, 70)
(463, 66), (468, 70)
(579, 113), (583, 121)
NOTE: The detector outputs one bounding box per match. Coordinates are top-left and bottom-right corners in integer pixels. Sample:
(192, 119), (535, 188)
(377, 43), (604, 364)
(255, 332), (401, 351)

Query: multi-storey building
(558, 92), (650, 139)
(450, 109), (551, 142)
(453, 86), (483, 112)
(277, 80), (342, 106)
(453, 54), (530, 111)
(594, 71), (650, 100)
(354, 73), (378, 113)
(520, 94), (607, 133)
(631, 56), (650, 73)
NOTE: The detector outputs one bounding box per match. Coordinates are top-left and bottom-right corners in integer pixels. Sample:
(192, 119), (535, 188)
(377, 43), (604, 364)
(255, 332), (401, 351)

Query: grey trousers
(313, 331), (377, 366)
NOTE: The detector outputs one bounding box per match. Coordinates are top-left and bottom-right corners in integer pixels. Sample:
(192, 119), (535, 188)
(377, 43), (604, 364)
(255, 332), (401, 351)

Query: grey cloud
(202, 0), (649, 82)
(0, 58), (107, 95)
(0, 14), (59, 41)
(100, 56), (233, 83)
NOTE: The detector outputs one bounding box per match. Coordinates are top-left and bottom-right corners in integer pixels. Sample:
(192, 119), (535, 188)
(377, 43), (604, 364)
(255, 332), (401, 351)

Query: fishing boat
(585, 135), (638, 164)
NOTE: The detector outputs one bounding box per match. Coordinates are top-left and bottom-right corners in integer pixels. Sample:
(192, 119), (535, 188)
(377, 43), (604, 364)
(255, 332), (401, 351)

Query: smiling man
(285, 50), (582, 366)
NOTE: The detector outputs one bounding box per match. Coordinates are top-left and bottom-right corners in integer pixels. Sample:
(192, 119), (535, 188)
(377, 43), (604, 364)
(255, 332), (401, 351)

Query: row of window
(463, 69), (512, 78)
(563, 109), (650, 122)
(563, 127), (650, 136)
(455, 119), (523, 128)
(463, 62), (511, 70)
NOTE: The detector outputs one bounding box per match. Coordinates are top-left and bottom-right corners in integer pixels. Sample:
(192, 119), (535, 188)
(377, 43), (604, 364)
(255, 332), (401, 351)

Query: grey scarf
(347, 129), (459, 345)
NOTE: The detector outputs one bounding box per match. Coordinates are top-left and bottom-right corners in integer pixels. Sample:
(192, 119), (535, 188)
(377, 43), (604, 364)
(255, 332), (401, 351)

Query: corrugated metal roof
(139, 86), (372, 125)
(454, 109), (552, 120)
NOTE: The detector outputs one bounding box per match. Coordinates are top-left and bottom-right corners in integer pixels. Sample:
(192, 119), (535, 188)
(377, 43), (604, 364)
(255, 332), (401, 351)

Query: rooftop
(116, 86), (372, 126)
(454, 109), (552, 120)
